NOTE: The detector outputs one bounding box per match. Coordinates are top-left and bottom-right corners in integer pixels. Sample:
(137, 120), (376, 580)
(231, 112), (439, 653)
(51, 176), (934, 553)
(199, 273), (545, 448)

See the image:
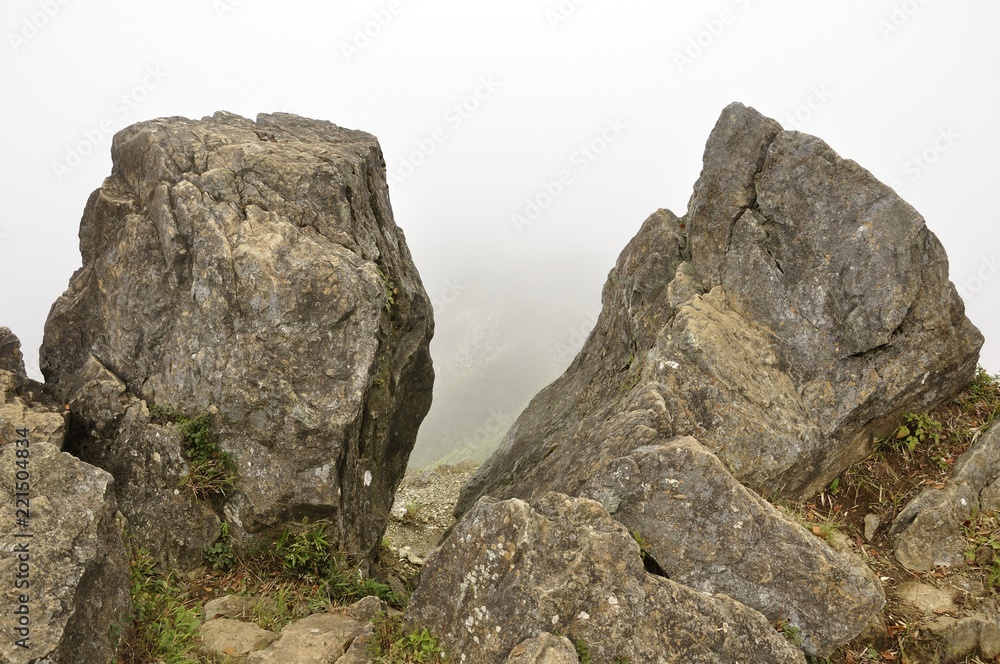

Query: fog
(2, 1), (998, 466)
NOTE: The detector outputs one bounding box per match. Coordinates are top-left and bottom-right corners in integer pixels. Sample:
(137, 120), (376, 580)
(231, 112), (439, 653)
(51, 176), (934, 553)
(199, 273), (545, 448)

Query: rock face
(890, 423), (1000, 571)
(581, 438), (884, 655)
(0, 423), (130, 663)
(451, 102), (980, 655)
(408, 493), (806, 663)
(0, 333), (130, 663)
(41, 111), (434, 567)
(458, 102), (981, 515)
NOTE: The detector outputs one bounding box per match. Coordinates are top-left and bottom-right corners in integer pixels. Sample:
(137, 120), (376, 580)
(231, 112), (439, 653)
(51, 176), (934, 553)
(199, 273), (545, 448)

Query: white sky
(1, 0), (998, 381)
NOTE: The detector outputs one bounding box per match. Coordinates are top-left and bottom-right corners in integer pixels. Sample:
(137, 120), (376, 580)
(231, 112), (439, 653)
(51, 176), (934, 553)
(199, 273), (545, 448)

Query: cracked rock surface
(41, 111), (434, 568)
(457, 101), (981, 509)
(453, 101), (981, 655)
(409, 493), (806, 663)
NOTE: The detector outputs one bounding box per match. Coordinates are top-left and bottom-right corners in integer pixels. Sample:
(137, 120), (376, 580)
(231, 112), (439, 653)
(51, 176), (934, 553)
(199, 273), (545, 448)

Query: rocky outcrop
(0, 333), (130, 663)
(890, 423), (1000, 571)
(458, 102), (980, 514)
(41, 111), (434, 567)
(0, 327), (27, 375)
(452, 101), (980, 655)
(0, 404), (130, 663)
(408, 493), (806, 663)
(581, 438), (884, 655)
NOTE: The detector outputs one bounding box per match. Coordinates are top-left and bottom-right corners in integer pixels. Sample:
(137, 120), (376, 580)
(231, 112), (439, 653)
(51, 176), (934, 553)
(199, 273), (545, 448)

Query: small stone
(863, 514), (881, 541)
(198, 618), (277, 657)
(203, 594), (255, 621)
(897, 582), (955, 615)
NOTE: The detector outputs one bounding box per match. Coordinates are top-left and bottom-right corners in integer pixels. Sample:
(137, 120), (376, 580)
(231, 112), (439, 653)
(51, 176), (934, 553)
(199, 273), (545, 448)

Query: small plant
(152, 406), (237, 499)
(882, 412), (942, 456)
(574, 638), (592, 663)
(369, 612), (447, 663)
(776, 620), (803, 647)
(204, 521), (237, 572)
(400, 501), (424, 525)
(378, 268), (399, 312)
(275, 519), (334, 579)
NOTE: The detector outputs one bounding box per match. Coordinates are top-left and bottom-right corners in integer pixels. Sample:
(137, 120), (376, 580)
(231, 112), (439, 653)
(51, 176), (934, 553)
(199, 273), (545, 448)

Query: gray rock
(581, 437), (884, 656)
(891, 424), (1000, 571)
(244, 612), (368, 664)
(409, 493), (805, 663)
(0, 441), (130, 664)
(41, 111), (434, 567)
(198, 618), (277, 658)
(343, 595), (387, 624)
(457, 101), (980, 517)
(897, 582), (956, 616)
(203, 594), (256, 621)
(0, 370), (65, 450)
(925, 607), (1000, 661)
(0, 327), (26, 375)
(863, 513), (881, 541)
(62, 359), (221, 570)
(505, 633), (580, 664)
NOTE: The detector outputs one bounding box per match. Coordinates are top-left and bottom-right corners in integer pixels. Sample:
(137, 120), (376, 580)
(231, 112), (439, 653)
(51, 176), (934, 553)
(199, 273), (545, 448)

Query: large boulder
(581, 437), (884, 656)
(0, 410), (130, 663)
(408, 493), (806, 663)
(457, 101), (981, 507)
(0, 334), (130, 663)
(41, 111), (434, 567)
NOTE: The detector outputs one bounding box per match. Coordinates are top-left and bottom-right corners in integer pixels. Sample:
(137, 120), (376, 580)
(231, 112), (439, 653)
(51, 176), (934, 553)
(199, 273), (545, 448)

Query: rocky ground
(380, 461), (480, 587)
(379, 372), (1000, 664)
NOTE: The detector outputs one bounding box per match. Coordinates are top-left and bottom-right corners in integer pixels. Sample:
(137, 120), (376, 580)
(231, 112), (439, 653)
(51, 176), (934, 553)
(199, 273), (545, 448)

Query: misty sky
(2, 1), (998, 385)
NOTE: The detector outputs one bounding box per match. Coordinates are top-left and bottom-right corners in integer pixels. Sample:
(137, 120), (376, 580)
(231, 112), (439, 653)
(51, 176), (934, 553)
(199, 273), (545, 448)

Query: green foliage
(275, 518), (333, 578)
(612, 658), (630, 664)
(574, 638), (592, 663)
(881, 412), (942, 455)
(776, 620), (803, 646)
(273, 519), (404, 607)
(989, 560), (1000, 592)
(369, 613), (447, 663)
(827, 476), (840, 495)
(204, 522), (237, 572)
(151, 406), (237, 499)
(124, 545), (203, 663)
(378, 268), (399, 312)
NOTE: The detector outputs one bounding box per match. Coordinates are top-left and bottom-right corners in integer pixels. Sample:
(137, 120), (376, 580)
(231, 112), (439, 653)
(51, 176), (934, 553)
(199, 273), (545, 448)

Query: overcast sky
(2, 1), (998, 381)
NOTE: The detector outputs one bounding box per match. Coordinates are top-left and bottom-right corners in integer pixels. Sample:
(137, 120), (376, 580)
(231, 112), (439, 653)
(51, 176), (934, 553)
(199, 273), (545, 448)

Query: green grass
(150, 406), (237, 499)
(121, 544), (204, 663)
(368, 613), (447, 663)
